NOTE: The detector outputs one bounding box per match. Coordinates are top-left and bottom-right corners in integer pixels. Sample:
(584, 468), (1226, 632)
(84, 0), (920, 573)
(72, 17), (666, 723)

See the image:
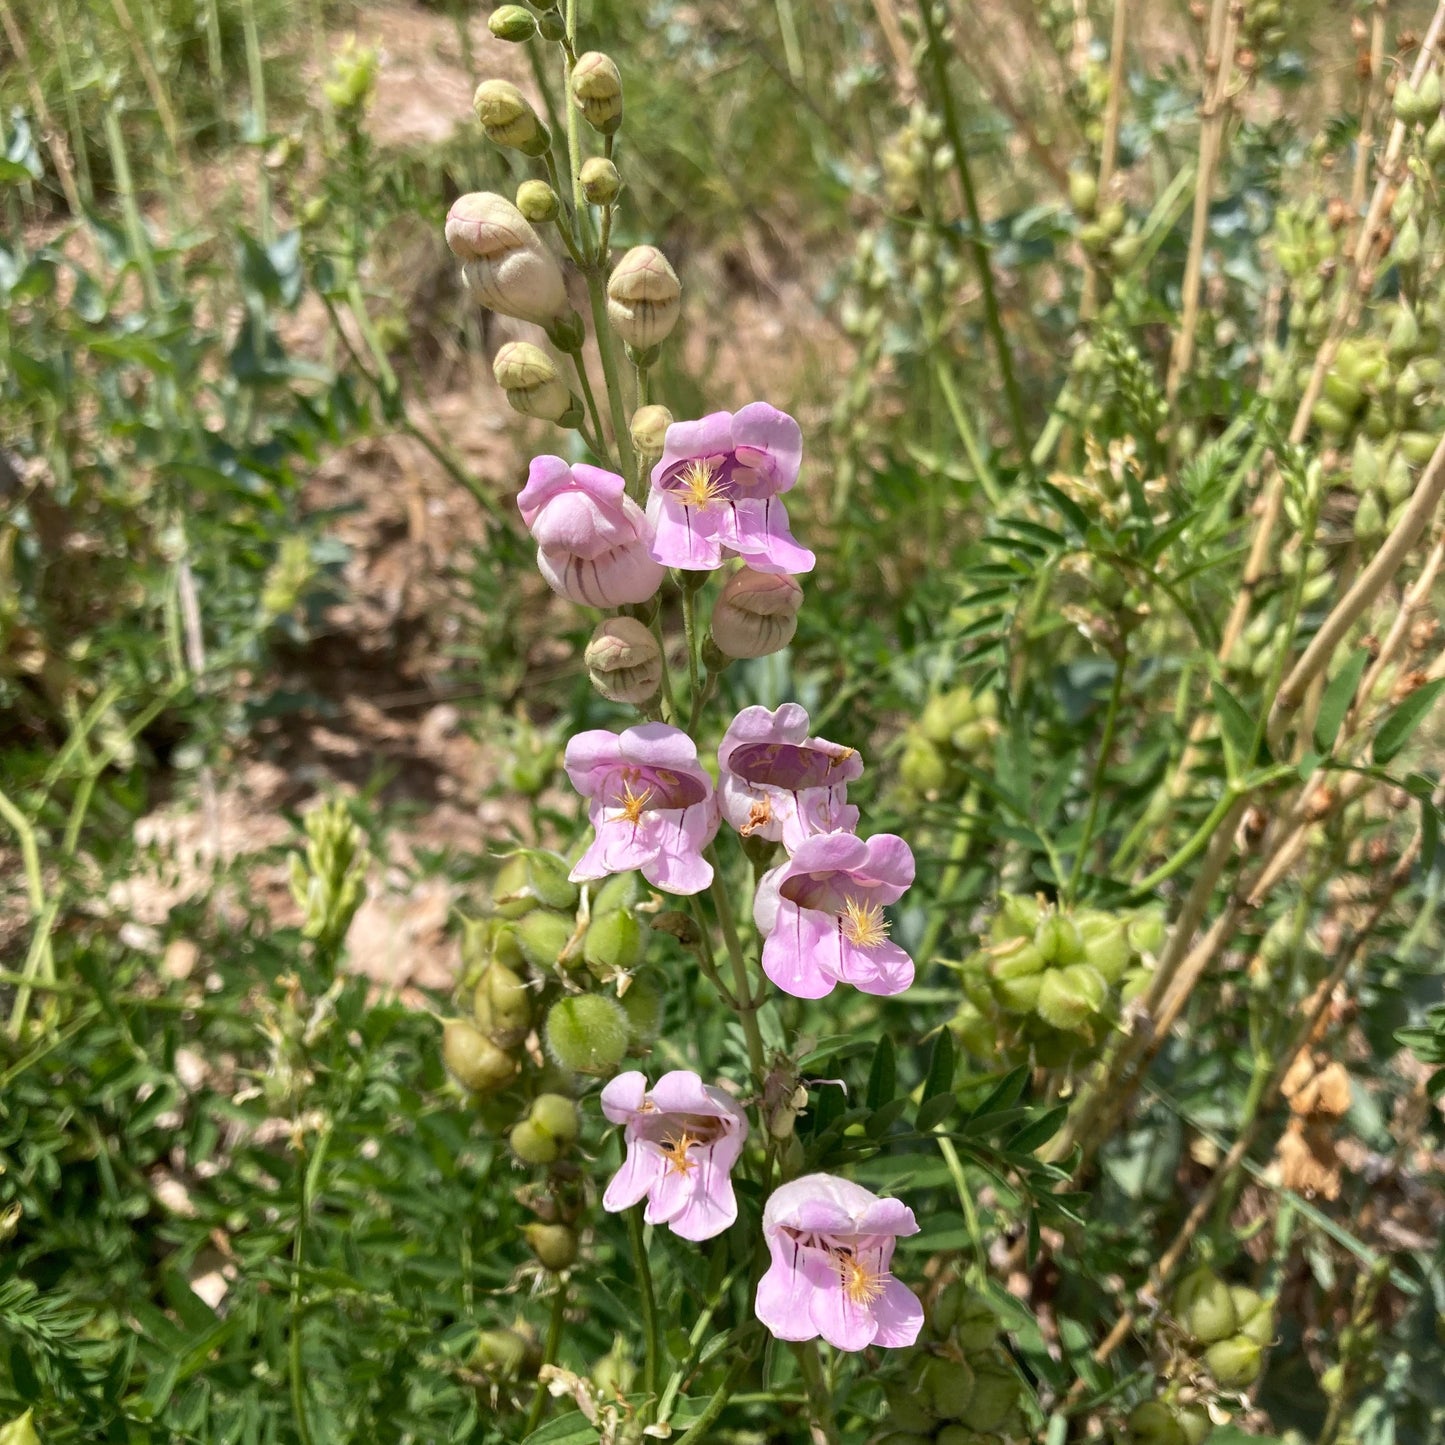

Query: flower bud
(544, 993), (630, 1074)
(516, 910), (574, 970)
(1173, 1267), (1238, 1345)
(473, 79), (549, 155)
(493, 341), (577, 423)
(1204, 1334), (1264, 1388)
(442, 1018), (517, 1093)
(474, 962), (534, 1047)
(516, 179), (560, 224)
(571, 51), (623, 133)
(524, 1221), (579, 1271)
(710, 569), (803, 659)
(584, 617), (662, 704)
(489, 4), (537, 41)
(606, 246), (682, 350)
(446, 192), (568, 324)
(920, 1355), (976, 1419)
(583, 907), (646, 977)
(619, 976), (663, 1042)
(510, 1117), (560, 1166)
(530, 1092), (581, 1143)
(580, 156), (622, 204)
(629, 405), (673, 467)
(1124, 1402), (1187, 1445)
(1035, 963), (1107, 1032)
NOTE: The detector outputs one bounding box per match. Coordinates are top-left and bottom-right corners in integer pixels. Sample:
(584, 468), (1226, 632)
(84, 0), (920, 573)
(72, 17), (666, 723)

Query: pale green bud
(493, 341), (578, 424)
(443, 1018), (517, 1093)
(517, 178), (561, 224)
(571, 51), (623, 133)
(580, 156), (622, 204)
(489, 5), (537, 41)
(630, 404), (673, 470)
(473, 79), (549, 155)
(584, 617), (663, 705)
(606, 246), (681, 350)
(446, 192), (568, 324)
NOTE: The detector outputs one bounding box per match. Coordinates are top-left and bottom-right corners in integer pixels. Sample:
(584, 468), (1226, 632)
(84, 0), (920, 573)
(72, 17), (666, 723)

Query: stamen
(840, 897), (890, 948)
(837, 1252), (885, 1305)
(616, 779), (654, 825)
(740, 798), (773, 836)
(676, 459), (724, 510)
(657, 1131), (700, 1175)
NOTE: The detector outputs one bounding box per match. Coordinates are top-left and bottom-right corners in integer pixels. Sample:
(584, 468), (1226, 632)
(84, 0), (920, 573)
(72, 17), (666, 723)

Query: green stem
(936, 1133), (989, 1275)
(795, 1342), (842, 1445)
(917, 784), (979, 965)
(622, 1141), (662, 1409)
(563, 0), (585, 210)
(705, 847), (767, 1084)
(649, 612), (681, 725)
(1127, 785), (1242, 898)
(933, 354), (1002, 506)
(918, 0), (1027, 462)
(565, 344), (615, 468)
(1066, 647), (1127, 902)
(585, 270), (639, 482)
(673, 1352), (753, 1445)
(524, 1283), (568, 1434)
(681, 582), (701, 699)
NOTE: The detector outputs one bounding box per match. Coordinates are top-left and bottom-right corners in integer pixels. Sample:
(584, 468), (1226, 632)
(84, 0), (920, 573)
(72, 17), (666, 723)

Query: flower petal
(564, 730), (624, 796)
(600, 1070), (647, 1125)
(755, 1257), (821, 1342)
(731, 403), (803, 490)
(762, 901), (840, 999)
(603, 1141), (666, 1213)
(836, 936), (915, 997)
(869, 1277), (925, 1348)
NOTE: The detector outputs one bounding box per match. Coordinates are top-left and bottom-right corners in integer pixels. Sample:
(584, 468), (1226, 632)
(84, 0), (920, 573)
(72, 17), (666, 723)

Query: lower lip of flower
(780, 1228), (889, 1304)
(661, 453), (770, 509)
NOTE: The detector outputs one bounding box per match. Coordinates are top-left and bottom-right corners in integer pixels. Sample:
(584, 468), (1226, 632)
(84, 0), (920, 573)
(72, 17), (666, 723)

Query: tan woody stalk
(1164, 0), (1240, 402)
(1268, 435), (1445, 746)
(1352, 0), (1389, 210)
(1080, 0), (1130, 320)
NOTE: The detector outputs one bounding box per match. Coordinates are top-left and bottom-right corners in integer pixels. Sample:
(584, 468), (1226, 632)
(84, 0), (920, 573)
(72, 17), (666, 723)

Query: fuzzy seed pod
(524, 1222), (579, 1271)
(582, 907), (646, 977)
(442, 1018), (517, 1093)
(579, 156), (622, 204)
(1068, 169), (1098, 216)
(516, 910), (574, 970)
(1036, 963), (1107, 1032)
(473, 963), (533, 1048)
(934, 1430), (991, 1445)
(471, 1328), (534, 1379)
(883, 1383), (936, 1433)
(446, 193), (569, 324)
(961, 1354), (1020, 1432)
(571, 51), (623, 133)
(709, 569), (803, 659)
(629, 404), (673, 469)
(545, 994), (630, 1074)
(509, 1117), (560, 1166)
(1173, 1267), (1238, 1345)
(473, 79), (549, 154)
(516, 178), (561, 224)
(606, 246), (682, 349)
(899, 735), (949, 794)
(1175, 1403), (1213, 1445)
(493, 342), (577, 423)
(1230, 1286), (1276, 1345)
(1204, 1334), (1264, 1388)
(920, 1355), (976, 1419)
(494, 849), (579, 915)
(584, 617), (663, 704)
(590, 871), (639, 915)
(619, 977), (663, 1043)
(488, 4), (537, 41)
(529, 1092), (581, 1143)
(1124, 1402), (1187, 1445)
(1036, 910), (1085, 965)
(1078, 911), (1131, 982)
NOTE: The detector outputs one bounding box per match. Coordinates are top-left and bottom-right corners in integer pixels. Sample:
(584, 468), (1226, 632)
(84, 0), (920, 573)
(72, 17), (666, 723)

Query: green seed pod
(900, 735), (950, 795)
(1426, 114), (1445, 164)
(964, 1354), (1021, 1432)
(995, 970), (1044, 1014)
(922, 1355), (976, 1419)
(591, 871), (640, 916)
(1124, 1401), (1187, 1445)
(1395, 215), (1423, 268)
(488, 4), (537, 41)
(1120, 965), (1151, 1004)
(443, 1019), (517, 1093)
(1127, 909), (1167, 958)
(1068, 169), (1099, 216)
(1229, 1286), (1276, 1345)
(471, 1327), (532, 1379)
(948, 1001), (994, 1058)
(1311, 397), (1354, 439)
(1099, 202), (1126, 237)
(592, 1336), (637, 1398)
(1400, 429), (1440, 465)
(935, 1430), (993, 1445)
(474, 963), (534, 1048)
(1420, 70), (1443, 116)
(989, 936), (1046, 981)
(1036, 910), (1085, 965)
(921, 690), (975, 745)
(953, 1291), (1001, 1353)
(529, 1092), (581, 1143)
(883, 1382), (937, 1433)
(510, 1117), (560, 1166)
(583, 908), (646, 977)
(1173, 1267), (1238, 1345)
(1204, 1334), (1264, 1389)
(1322, 368), (1365, 411)
(993, 892), (1043, 940)
(620, 977), (664, 1043)
(878, 1436), (934, 1445)
(1078, 911), (1131, 983)
(524, 1222), (579, 1271)
(545, 994), (631, 1074)
(1175, 1403), (1213, 1445)
(1351, 434), (1380, 491)
(1355, 488), (1386, 539)
(517, 910), (574, 971)
(580, 156), (622, 205)
(1388, 304), (1421, 359)
(1036, 963), (1107, 1032)
(1394, 78), (1425, 124)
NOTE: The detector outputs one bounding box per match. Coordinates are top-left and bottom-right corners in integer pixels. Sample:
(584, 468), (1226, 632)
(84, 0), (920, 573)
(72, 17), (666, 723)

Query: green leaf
(1211, 678), (1259, 772)
(963, 1064), (1029, 1124)
(1373, 677), (1445, 764)
(523, 1411), (601, 1444)
(1314, 649), (1369, 753)
(923, 1029), (955, 1103)
(1004, 1104), (1069, 1155)
(865, 1035), (896, 1110)
(915, 1092), (957, 1132)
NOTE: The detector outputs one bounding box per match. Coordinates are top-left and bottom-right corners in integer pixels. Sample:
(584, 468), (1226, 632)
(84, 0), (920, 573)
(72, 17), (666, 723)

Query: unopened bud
(473, 79), (549, 154)
(517, 178), (561, 223)
(571, 51), (623, 133)
(493, 341), (577, 423)
(585, 617), (663, 704)
(630, 404), (673, 468)
(524, 1222), (579, 1271)
(442, 1018), (517, 1093)
(606, 246), (682, 349)
(544, 993), (630, 1074)
(489, 4), (537, 40)
(580, 156), (622, 204)
(709, 568), (802, 659)
(446, 192), (568, 324)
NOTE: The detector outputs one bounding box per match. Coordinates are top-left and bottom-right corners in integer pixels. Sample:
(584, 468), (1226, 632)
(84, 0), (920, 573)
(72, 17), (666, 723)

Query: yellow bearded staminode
(658, 1131), (700, 1175)
(676, 458), (725, 510)
(615, 779), (654, 825)
(837, 1251), (886, 1306)
(840, 896), (890, 949)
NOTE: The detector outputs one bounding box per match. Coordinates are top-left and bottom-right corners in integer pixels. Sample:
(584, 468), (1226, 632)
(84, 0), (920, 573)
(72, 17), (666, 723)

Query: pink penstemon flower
(518, 455), (664, 608)
(755, 1173), (923, 1350)
(564, 723), (720, 895)
(754, 831), (916, 998)
(646, 403), (816, 576)
(600, 1070), (748, 1241)
(717, 703), (862, 851)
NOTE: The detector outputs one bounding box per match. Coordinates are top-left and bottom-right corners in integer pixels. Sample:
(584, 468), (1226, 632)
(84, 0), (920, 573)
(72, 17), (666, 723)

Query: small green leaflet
(1373, 677), (1445, 764)
(1313, 649), (1369, 753)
